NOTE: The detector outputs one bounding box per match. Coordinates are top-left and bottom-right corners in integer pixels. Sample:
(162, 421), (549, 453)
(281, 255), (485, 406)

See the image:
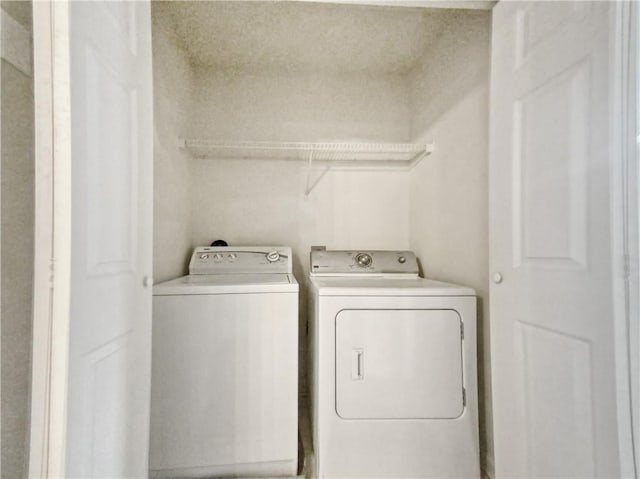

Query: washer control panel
(189, 246), (292, 275)
(310, 248), (419, 276)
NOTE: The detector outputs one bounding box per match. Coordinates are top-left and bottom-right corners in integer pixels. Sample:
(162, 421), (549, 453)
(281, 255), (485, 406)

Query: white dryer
(309, 248), (479, 478)
(150, 246), (298, 478)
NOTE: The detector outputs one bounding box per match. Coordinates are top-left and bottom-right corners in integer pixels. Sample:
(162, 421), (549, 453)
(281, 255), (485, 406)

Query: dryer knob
(355, 253), (372, 267)
(266, 251), (280, 263)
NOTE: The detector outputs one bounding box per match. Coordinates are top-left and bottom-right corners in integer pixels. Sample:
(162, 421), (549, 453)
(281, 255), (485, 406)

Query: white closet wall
(189, 69), (412, 277)
(191, 70), (410, 142)
(408, 10), (492, 477)
(152, 11), (194, 283)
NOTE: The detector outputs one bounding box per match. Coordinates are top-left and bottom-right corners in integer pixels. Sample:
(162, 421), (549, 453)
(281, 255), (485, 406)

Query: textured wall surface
(408, 10), (493, 477)
(191, 69), (411, 143)
(188, 69), (412, 271)
(151, 8), (194, 283)
(1, 2), (34, 478)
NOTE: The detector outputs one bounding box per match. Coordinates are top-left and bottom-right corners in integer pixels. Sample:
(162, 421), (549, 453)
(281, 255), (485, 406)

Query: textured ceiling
(153, 1), (457, 74)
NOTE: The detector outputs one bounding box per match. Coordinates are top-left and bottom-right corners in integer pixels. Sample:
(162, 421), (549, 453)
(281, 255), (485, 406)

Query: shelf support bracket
(304, 151), (316, 196)
(304, 151), (314, 196)
(304, 151), (331, 197)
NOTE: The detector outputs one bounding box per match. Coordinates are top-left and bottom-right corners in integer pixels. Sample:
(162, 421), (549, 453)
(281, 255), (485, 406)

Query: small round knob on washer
(355, 253), (373, 268)
(266, 251), (280, 263)
(398, 256), (406, 264)
(200, 253), (209, 260)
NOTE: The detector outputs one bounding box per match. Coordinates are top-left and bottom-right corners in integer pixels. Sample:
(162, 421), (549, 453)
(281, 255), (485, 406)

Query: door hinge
(462, 387), (467, 407)
(623, 253), (631, 279)
(49, 258), (55, 285)
(460, 322), (464, 340)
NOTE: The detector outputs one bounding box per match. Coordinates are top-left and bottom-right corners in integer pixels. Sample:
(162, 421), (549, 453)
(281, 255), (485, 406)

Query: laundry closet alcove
(151, 0), (492, 476)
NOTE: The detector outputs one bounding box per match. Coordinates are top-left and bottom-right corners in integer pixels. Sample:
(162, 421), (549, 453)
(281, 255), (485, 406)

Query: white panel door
(65, 2), (153, 477)
(490, 2), (621, 478)
(335, 309), (463, 419)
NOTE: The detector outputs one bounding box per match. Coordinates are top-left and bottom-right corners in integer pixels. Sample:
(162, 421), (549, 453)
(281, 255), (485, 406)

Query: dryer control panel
(310, 248), (419, 277)
(189, 246), (293, 275)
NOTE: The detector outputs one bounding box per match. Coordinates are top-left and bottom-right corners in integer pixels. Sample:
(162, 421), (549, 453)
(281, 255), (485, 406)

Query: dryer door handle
(352, 349), (364, 380)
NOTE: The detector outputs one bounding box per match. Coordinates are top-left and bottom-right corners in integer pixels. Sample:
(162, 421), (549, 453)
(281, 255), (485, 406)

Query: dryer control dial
(355, 253), (373, 268)
(266, 251), (281, 263)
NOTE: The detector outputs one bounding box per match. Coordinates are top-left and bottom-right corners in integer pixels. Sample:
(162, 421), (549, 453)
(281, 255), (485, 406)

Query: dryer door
(335, 309), (464, 419)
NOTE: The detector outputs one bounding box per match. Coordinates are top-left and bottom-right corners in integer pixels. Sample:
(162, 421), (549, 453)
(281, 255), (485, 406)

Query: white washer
(309, 248), (479, 478)
(150, 246), (298, 479)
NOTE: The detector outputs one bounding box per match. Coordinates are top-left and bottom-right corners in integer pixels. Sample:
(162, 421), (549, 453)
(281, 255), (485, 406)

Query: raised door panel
(335, 309), (463, 419)
(84, 45), (138, 276)
(514, 322), (595, 478)
(513, 60), (589, 269)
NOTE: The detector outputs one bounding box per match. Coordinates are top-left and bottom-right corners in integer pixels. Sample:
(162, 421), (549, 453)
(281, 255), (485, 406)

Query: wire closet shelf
(179, 139), (435, 195)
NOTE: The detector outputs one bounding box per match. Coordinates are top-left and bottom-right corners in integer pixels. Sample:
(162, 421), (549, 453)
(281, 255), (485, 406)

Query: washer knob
(398, 256), (406, 264)
(213, 254), (222, 262)
(266, 251), (280, 263)
(200, 253), (209, 260)
(355, 253), (372, 268)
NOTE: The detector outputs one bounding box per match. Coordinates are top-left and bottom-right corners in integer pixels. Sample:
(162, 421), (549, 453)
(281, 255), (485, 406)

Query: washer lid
(153, 274), (299, 295)
(311, 277), (474, 296)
